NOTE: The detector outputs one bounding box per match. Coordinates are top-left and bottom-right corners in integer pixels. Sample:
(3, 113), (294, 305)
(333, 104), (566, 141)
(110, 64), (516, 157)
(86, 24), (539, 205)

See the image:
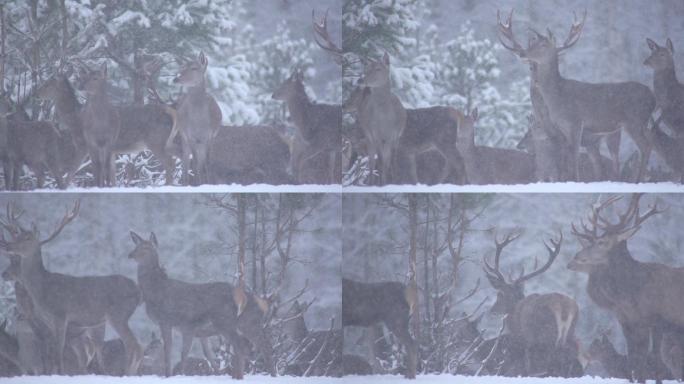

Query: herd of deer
(0, 200), (281, 379)
(344, 194), (684, 383)
(0, 10), (344, 189)
(342, 10), (684, 185)
(1, 8), (682, 188)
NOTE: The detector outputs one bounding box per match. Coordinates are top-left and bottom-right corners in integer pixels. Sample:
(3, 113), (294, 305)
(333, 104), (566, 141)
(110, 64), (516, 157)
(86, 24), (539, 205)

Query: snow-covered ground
(7, 182), (684, 194)
(0, 375), (665, 383)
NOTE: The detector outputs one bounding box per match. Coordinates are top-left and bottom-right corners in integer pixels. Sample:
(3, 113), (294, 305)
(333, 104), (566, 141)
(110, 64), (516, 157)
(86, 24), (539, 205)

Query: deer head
(174, 52), (208, 87)
(360, 52), (391, 88)
(79, 62), (110, 95)
(128, 231), (160, 266)
(568, 194), (662, 273)
(342, 84), (369, 113)
(271, 68), (305, 101)
(0, 201), (80, 259)
(483, 231), (563, 315)
(644, 38), (675, 71)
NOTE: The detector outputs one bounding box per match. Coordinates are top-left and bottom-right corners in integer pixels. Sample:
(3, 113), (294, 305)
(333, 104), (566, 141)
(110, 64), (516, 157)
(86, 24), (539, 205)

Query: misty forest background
(0, 193), (342, 359)
(342, 0), (684, 183)
(342, 193), (684, 373)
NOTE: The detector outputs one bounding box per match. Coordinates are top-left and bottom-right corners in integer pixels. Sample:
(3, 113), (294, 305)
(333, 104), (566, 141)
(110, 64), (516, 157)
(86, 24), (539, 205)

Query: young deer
(499, 10), (655, 181)
(358, 53), (407, 185)
(342, 278), (417, 379)
(80, 62), (120, 187)
(567, 194), (681, 383)
(645, 38), (684, 135)
(483, 231), (581, 377)
(174, 52), (222, 186)
(272, 69), (341, 184)
(455, 108), (535, 184)
(0, 201), (142, 375)
(128, 231), (274, 379)
(345, 85), (466, 184)
(587, 332), (630, 379)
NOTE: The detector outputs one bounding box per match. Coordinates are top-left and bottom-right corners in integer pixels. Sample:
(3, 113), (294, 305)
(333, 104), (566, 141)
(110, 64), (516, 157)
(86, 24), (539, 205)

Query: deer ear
(382, 52), (390, 66)
(472, 107), (479, 121)
(149, 232), (158, 247)
(646, 38), (658, 51)
(130, 231), (144, 245)
(667, 38), (674, 53)
(101, 62), (108, 77)
(199, 52), (208, 68)
(546, 28), (555, 45)
(617, 226), (640, 242)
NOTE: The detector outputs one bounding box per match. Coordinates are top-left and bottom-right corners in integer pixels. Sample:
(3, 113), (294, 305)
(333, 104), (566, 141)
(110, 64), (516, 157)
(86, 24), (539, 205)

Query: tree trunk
(0, 5), (5, 94)
(59, 0), (68, 58)
(422, 195), (431, 324)
(251, 196), (259, 290)
(237, 194), (246, 289)
(408, 194), (419, 342)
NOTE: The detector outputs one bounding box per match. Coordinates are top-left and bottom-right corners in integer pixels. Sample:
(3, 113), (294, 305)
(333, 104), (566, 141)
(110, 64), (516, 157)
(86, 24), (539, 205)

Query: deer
(207, 125), (291, 185)
(646, 117), (684, 182)
(587, 332), (630, 379)
(566, 193), (684, 383)
(517, 121), (617, 182)
(483, 231), (581, 377)
(272, 69), (341, 184)
(80, 62), (120, 187)
(0, 320), (22, 375)
(455, 108), (535, 184)
(645, 38), (684, 136)
(0, 201), (142, 375)
(497, 10), (655, 182)
(173, 52), (222, 186)
(357, 53), (407, 185)
(344, 85), (466, 184)
(128, 231), (275, 379)
(43, 69), (179, 187)
(342, 278), (417, 379)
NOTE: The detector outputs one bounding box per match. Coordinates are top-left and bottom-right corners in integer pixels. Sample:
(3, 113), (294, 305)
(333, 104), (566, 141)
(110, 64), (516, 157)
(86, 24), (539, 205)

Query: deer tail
(163, 106), (178, 151)
(404, 283), (418, 317)
(232, 285), (248, 318)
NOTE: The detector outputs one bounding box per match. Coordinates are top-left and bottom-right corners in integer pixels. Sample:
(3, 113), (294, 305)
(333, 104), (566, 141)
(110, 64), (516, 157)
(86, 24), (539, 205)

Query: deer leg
(386, 317), (417, 379)
(626, 122), (653, 183)
(328, 150), (337, 184)
(200, 337), (219, 372)
(54, 317), (68, 374)
(156, 324), (172, 377)
(606, 130), (621, 180)
(108, 316), (142, 376)
(178, 330), (194, 375)
(230, 333), (247, 380)
(180, 137), (192, 186)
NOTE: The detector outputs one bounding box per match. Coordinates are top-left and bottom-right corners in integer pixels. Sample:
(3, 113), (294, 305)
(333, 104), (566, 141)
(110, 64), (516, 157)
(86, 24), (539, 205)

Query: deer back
(342, 278), (411, 328)
(208, 125), (290, 184)
(508, 292), (578, 347)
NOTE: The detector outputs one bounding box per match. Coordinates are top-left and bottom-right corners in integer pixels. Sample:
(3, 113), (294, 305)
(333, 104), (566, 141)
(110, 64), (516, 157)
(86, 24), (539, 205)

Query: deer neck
(55, 79), (81, 116)
(137, 261), (168, 303)
(533, 55), (563, 100)
(653, 65), (679, 106)
(286, 86), (311, 131)
(186, 80), (207, 102)
(17, 249), (49, 307)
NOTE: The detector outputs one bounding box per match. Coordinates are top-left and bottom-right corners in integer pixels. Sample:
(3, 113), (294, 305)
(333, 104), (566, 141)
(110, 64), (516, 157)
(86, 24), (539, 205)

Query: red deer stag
(0, 201), (142, 375)
(498, 10), (655, 181)
(567, 194), (684, 383)
(483, 231), (582, 377)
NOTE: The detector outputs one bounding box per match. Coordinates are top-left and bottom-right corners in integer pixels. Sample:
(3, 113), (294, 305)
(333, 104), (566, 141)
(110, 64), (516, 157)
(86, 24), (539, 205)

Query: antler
(572, 194), (662, 241)
(312, 9), (343, 65)
(40, 200), (80, 245)
(483, 231), (522, 285)
(516, 232), (563, 284)
(558, 10), (587, 52)
(0, 202), (24, 236)
(496, 9), (526, 57)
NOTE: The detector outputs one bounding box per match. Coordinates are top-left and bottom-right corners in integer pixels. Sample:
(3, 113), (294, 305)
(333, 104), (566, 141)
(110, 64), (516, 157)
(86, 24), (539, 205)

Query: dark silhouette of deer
(342, 278), (417, 379)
